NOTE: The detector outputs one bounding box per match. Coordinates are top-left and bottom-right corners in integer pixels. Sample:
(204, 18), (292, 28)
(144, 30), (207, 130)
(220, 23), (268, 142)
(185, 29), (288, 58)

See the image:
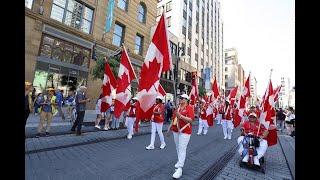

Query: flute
(173, 105), (180, 131)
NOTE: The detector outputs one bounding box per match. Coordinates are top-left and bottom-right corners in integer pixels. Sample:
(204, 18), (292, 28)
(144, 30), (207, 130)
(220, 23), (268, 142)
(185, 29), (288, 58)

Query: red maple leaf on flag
(138, 58), (161, 91)
(117, 73), (130, 93)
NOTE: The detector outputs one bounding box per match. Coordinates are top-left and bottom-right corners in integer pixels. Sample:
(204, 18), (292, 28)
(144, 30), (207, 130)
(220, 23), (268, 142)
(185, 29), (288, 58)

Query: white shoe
(127, 134), (132, 139)
(174, 163), (179, 168)
(197, 133), (201, 136)
(254, 156), (260, 166)
(228, 135), (231, 139)
(172, 168), (182, 179)
(242, 154), (249, 162)
(160, 143), (166, 149)
(145, 144), (154, 150)
(103, 127), (109, 131)
(224, 136), (227, 139)
(95, 125), (101, 129)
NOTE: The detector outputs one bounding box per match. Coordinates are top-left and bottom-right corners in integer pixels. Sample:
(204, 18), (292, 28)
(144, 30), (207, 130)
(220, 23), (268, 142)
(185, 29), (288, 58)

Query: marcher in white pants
(168, 94), (194, 179)
(197, 100), (209, 135)
(126, 98), (137, 139)
(146, 96), (166, 150)
(221, 103), (234, 139)
(237, 112), (269, 166)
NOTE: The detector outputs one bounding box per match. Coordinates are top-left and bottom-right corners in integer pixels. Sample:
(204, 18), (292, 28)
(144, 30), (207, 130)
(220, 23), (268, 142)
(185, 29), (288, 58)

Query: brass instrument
(173, 106), (180, 131)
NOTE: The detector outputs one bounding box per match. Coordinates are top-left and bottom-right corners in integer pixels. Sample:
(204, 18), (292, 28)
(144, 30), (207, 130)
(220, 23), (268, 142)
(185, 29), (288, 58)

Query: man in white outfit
(237, 112), (269, 167)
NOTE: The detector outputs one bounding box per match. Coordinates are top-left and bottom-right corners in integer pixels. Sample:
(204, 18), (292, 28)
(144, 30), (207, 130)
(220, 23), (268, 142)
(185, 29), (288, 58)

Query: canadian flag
(206, 104), (215, 127)
(157, 83), (167, 99)
(101, 58), (118, 112)
(210, 77), (220, 103)
(237, 75), (251, 119)
(259, 79), (278, 146)
(135, 13), (172, 132)
(226, 86), (238, 107)
(114, 46), (137, 118)
(189, 73), (198, 105)
(273, 85), (282, 103)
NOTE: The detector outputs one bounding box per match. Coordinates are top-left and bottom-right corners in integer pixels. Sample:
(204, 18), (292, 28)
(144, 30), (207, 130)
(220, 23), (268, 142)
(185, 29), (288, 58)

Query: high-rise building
(156, 0), (224, 93)
(25, 0), (158, 109)
(224, 48), (239, 95)
(279, 77), (291, 108)
(249, 75), (258, 106)
(238, 64), (245, 87)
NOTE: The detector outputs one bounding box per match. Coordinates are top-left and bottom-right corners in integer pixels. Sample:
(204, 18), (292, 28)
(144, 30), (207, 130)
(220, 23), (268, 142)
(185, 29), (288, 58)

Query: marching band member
(146, 96), (166, 150)
(126, 97), (137, 139)
(197, 100), (209, 135)
(221, 101), (234, 140)
(168, 94), (194, 179)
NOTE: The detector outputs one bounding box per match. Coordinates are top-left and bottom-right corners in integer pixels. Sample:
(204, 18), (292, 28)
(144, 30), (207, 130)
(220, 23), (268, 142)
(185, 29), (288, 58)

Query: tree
(199, 86), (206, 97)
(91, 55), (120, 80)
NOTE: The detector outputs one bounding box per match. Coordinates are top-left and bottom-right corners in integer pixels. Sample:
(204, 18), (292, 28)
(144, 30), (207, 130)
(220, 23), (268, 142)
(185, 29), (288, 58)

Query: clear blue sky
(220, 0), (295, 96)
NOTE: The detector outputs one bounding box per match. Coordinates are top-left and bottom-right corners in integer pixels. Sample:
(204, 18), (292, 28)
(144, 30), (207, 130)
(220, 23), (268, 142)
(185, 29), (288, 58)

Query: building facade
(25, 0), (157, 109)
(156, 0), (224, 94)
(249, 75), (257, 106)
(237, 64), (245, 86)
(224, 48), (240, 95)
(279, 77), (291, 108)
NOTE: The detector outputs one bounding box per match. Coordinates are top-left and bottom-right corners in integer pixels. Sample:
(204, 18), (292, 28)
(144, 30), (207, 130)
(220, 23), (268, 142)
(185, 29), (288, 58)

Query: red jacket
(153, 103), (165, 123)
(171, 105), (195, 134)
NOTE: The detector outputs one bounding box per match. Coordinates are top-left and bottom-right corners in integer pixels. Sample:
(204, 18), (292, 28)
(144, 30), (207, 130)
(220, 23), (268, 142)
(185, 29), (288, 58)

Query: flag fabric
(226, 86), (238, 107)
(212, 77), (220, 100)
(114, 46), (137, 118)
(101, 59), (118, 112)
(237, 75), (251, 120)
(273, 86), (282, 103)
(259, 79), (278, 146)
(206, 104), (214, 127)
(189, 73), (198, 105)
(135, 13), (172, 132)
(158, 84), (166, 99)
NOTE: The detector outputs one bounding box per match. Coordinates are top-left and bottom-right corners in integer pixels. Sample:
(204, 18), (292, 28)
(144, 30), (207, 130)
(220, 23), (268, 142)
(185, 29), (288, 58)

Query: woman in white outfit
(146, 96), (166, 150)
(168, 94), (194, 179)
(221, 101), (234, 140)
(126, 97), (137, 139)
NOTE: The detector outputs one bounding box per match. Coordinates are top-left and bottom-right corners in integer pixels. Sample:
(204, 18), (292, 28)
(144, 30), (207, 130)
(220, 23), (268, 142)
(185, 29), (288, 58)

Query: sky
(219, 0), (295, 96)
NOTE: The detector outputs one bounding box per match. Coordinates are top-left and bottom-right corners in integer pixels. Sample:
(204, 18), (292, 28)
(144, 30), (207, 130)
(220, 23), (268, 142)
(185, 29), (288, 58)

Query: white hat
(132, 97), (138, 100)
(156, 96), (163, 100)
(201, 99), (206, 103)
(180, 94), (190, 100)
(248, 112), (257, 118)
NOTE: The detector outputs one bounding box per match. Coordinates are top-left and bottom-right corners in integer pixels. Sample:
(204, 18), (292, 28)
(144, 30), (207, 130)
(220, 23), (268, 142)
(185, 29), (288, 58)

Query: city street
(25, 122), (294, 180)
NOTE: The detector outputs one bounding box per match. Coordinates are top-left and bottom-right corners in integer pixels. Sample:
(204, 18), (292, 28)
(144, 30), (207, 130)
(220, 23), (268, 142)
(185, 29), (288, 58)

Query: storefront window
(39, 34), (91, 68)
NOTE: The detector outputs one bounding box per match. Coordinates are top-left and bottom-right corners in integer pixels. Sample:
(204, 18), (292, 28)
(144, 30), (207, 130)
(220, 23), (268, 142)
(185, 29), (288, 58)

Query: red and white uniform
(216, 104), (224, 124)
(197, 105), (209, 135)
(126, 104), (136, 138)
(221, 106), (234, 139)
(171, 105), (195, 135)
(148, 103), (166, 147)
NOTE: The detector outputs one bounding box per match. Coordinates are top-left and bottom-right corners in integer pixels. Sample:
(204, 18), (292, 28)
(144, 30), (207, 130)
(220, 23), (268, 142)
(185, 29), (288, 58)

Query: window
(170, 41), (177, 56)
(39, 34), (91, 68)
(167, 16), (171, 27)
(225, 75), (228, 79)
(112, 23), (125, 47)
(25, 0), (33, 9)
(117, 0), (128, 11)
(50, 0), (94, 34)
(134, 34), (144, 55)
(137, 3), (146, 23)
(157, 7), (162, 17)
(166, 1), (172, 12)
(182, 26), (186, 35)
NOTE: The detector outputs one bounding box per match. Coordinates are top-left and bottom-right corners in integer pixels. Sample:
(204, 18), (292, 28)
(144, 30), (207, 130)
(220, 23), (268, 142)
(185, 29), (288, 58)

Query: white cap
(156, 96), (163, 100)
(180, 94), (190, 100)
(201, 99), (206, 103)
(248, 112), (257, 118)
(132, 97), (138, 100)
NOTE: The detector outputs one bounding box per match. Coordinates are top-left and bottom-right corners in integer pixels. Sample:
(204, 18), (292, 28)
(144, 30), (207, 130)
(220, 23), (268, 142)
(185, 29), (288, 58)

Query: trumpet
(173, 106), (180, 131)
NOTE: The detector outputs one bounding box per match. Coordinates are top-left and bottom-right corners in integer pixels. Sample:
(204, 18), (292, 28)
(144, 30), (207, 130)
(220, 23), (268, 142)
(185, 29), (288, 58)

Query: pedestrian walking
(111, 99), (120, 130)
(126, 97), (137, 139)
(168, 94), (194, 179)
(33, 93), (43, 115)
(71, 86), (90, 136)
(221, 101), (234, 140)
(285, 107), (295, 137)
(146, 96), (166, 150)
(94, 94), (104, 130)
(55, 89), (66, 121)
(65, 90), (75, 119)
(197, 100), (209, 135)
(36, 88), (57, 137)
(276, 108), (286, 131)
(25, 81), (33, 128)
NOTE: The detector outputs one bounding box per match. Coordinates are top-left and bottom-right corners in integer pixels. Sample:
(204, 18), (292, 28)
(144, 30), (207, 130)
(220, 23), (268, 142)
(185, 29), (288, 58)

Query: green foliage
(91, 55), (120, 80)
(198, 86), (206, 97)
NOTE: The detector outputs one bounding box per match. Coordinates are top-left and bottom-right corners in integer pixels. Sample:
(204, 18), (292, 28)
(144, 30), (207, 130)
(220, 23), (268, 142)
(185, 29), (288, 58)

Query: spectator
(71, 86), (90, 135)
(36, 88), (57, 137)
(276, 108), (286, 132)
(94, 94), (104, 130)
(25, 81), (33, 128)
(165, 100), (173, 124)
(33, 93), (43, 115)
(111, 99), (120, 130)
(56, 89), (66, 121)
(285, 107), (295, 137)
(65, 90), (75, 119)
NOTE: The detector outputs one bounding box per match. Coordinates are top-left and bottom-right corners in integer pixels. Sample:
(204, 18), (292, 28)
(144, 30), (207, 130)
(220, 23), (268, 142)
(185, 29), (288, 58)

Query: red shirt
(242, 121), (267, 137)
(171, 105), (195, 134)
(200, 106), (207, 120)
(153, 103), (165, 123)
(225, 106), (232, 120)
(128, 105), (136, 117)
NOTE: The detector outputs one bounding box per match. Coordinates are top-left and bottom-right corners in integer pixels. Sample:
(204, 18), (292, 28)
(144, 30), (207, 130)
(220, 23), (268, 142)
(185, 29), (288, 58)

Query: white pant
(197, 118), (209, 135)
(221, 120), (234, 138)
(150, 122), (165, 146)
(173, 132), (191, 168)
(216, 114), (222, 124)
(126, 117), (135, 136)
(237, 136), (268, 159)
